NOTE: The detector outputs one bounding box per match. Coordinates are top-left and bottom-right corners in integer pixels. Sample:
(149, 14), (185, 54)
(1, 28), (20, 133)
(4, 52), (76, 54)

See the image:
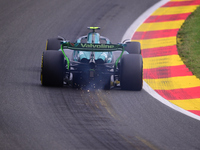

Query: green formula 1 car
(40, 27), (143, 90)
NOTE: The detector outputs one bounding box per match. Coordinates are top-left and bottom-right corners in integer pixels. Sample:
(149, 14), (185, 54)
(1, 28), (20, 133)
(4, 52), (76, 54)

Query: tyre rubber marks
(132, 0), (200, 116)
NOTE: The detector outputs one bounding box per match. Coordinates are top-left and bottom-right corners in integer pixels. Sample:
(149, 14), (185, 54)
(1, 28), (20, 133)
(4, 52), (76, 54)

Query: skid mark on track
(96, 90), (120, 120)
(121, 135), (160, 150)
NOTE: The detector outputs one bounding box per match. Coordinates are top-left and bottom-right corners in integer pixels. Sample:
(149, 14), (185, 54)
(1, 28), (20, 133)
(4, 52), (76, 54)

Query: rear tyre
(125, 42), (141, 54)
(120, 54), (143, 91)
(46, 38), (61, 50)
(41, 51), (64, 86)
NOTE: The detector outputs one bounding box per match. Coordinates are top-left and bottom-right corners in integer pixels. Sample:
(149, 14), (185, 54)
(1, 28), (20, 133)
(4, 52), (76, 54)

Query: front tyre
(120, 54), (143, 91)
(41, 51), (64, 86)
(125, 42), (141, 54)
(46, 38), (61, 50)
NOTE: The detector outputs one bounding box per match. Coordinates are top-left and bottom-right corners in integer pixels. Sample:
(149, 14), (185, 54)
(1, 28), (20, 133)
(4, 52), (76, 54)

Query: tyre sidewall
(120, 54), (143, 90)
(42, 51), (64, 86)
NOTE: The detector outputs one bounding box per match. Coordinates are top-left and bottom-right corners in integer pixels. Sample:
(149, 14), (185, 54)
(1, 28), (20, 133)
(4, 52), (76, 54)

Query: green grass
(177, 6), (200, 79)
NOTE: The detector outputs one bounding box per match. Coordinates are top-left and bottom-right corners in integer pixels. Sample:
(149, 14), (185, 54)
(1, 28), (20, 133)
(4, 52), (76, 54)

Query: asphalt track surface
(0, 0), (200, 150)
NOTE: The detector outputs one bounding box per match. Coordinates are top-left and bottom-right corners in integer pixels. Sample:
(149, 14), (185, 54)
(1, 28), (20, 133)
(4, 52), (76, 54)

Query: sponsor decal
(80, 43), (115, 49)
(70, 43), (79, 47)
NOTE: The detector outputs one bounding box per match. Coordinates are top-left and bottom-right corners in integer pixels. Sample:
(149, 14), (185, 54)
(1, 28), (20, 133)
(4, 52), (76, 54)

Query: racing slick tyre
(120, 54), (143, 91)
(46, 38), (60, 50)
(125, 42), (141, 54)
(41, 51), (64, 86)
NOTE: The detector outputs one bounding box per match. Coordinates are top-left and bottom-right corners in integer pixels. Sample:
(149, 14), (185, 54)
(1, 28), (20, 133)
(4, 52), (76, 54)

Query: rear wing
(61, 42), (125, 52)
(60, 42), (126, 70)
